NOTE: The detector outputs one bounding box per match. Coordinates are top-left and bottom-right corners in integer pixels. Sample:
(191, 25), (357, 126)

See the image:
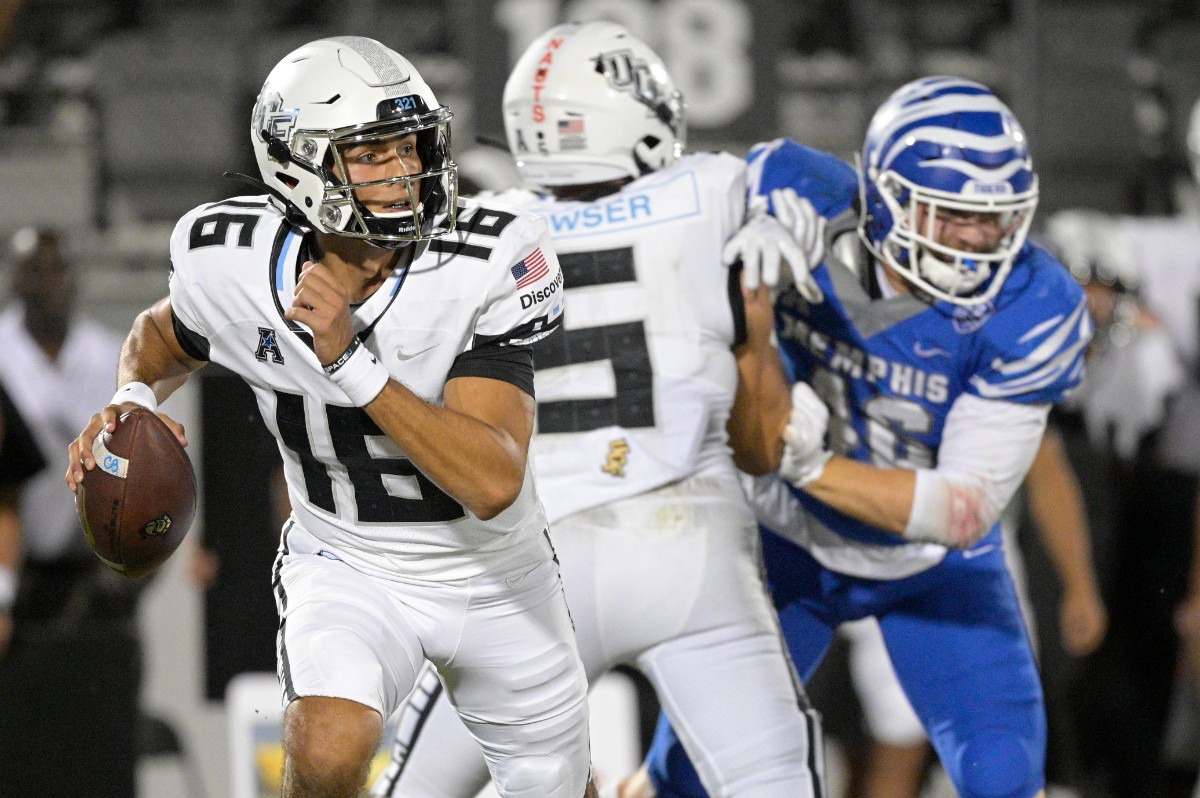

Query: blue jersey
(749, 139), (1091, 552)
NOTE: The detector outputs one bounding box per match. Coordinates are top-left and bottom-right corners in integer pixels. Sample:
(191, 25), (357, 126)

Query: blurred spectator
(1044, 206), (1193, 798)
(0, 227), (145, 797)
(0, 378), (45, 659)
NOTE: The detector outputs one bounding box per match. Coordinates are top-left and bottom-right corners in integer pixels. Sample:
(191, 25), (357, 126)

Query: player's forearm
(729, 344), (790, 475)
(1025, 432), (1099, 596)
(117, 300), (204, 402)
(802, 457), (915, 534)
(728, 283), (790, 475)
(364, 380), (530, 520)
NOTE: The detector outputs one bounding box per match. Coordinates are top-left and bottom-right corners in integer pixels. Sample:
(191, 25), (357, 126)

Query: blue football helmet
(859, 76), (1038, 306)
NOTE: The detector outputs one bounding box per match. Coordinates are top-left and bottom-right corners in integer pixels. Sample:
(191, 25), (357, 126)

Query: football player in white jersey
(64, 36), (598, 798)
(370, 21), (825, 798)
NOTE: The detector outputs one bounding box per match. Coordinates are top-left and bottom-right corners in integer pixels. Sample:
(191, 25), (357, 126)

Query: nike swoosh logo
(395, 344), (437, 361)
(962, 543), (996, 559)
(505, 570), (531, 588)
(913, 342), (950, 358)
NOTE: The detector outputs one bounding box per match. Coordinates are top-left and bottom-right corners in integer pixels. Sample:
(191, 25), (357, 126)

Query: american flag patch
(511, 248), (550, 289)
(558, 117), (585, 135)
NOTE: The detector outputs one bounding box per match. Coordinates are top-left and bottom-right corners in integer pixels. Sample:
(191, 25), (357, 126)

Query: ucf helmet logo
(595, 49), (661, 107)
(252, 90), (297, 144)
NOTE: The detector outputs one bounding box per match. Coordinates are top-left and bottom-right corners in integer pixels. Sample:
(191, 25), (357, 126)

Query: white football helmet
(250, 36), (457, 246)
(502, 21), (685, 188)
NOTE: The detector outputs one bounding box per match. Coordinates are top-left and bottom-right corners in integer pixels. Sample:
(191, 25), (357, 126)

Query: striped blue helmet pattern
(859, 76), (1039, 305)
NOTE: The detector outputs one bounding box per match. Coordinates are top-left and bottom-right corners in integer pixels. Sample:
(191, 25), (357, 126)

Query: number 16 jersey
(167, 195), (565, 580)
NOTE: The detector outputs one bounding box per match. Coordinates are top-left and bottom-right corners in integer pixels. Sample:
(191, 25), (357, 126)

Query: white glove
(723, 194), (825, 302)
(771, 187), (824, 282)
(779, 382), (833, 487)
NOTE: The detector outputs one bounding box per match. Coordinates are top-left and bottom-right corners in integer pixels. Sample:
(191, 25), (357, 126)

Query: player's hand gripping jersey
(752, 139), (1092, 576)
(490, 151), (750, 523)
(167, 194), (564, 578)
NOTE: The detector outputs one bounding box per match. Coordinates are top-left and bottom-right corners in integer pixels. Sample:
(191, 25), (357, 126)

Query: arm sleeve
(448, 342), (535, 397)
(906, 393), (1049, 543)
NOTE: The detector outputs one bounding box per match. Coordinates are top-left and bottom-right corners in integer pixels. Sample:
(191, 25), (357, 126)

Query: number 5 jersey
(489, 151), (752, 524)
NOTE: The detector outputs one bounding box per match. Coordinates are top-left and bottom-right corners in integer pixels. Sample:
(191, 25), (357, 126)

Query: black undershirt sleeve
(448, 341), (536, 397)
(727, 260), (748, 350)
(171, 309), (211, 362)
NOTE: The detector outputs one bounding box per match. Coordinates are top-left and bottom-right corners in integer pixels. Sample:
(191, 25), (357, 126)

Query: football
(75, 406), (197, 578)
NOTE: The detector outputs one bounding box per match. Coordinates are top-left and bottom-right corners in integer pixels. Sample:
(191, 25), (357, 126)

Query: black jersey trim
(728, 260), (748, 350)
(272, 520), (297, 704)
(267, 223), (315, 351)
(448, 342), (535, 397)
(427, 237), (494, 261)
(473, 311), (564, 349)
(202, 198), (272, 211)
(172, 307), (211, 361)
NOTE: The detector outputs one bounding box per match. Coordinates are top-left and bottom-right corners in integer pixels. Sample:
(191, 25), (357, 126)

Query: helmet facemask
(319, 110), (458, 248)
(868, 167), (1037, 305)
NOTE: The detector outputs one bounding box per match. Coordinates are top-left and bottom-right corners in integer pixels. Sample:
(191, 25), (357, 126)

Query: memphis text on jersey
(780, 314), (950, 405)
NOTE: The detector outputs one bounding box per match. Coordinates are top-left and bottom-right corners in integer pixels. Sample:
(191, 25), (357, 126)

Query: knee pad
(495, 754), (581, 798)
(956, 728), (1039, 798)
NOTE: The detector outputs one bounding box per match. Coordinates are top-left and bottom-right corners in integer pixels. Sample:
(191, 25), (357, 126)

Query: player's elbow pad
(904, 469), (1002, 549)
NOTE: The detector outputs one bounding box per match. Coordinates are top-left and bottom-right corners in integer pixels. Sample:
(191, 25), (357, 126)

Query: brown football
(75, 406), (197, 578)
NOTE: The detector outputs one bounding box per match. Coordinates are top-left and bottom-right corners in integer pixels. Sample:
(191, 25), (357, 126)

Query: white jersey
(491, 151), (747, 522)
(1116, 214), (1200, 470)
(1118, 214), (1200, 367)
(168, 194), (565, 579)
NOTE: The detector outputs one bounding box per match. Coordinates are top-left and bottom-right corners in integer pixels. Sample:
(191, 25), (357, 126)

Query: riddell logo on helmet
(530, 38), (565, 123)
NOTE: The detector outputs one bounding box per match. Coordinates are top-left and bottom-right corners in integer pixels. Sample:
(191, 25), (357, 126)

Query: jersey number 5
(533, 247), (655, 434)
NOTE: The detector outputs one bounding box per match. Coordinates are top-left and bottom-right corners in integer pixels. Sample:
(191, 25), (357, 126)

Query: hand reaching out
(723, 192), (825, 302)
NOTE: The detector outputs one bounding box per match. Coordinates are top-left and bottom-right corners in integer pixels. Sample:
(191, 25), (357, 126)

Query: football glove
(779, 382), (833, 487)
(723, 193), (825, 302)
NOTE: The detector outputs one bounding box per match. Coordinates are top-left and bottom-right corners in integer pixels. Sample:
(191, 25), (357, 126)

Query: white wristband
(0, 566), (15, 611)
(328, 342), (389, 407)
(111, 382), (158, 412)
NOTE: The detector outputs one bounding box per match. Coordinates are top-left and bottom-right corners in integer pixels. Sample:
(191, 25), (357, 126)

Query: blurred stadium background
(1, 1), (1198, 796)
